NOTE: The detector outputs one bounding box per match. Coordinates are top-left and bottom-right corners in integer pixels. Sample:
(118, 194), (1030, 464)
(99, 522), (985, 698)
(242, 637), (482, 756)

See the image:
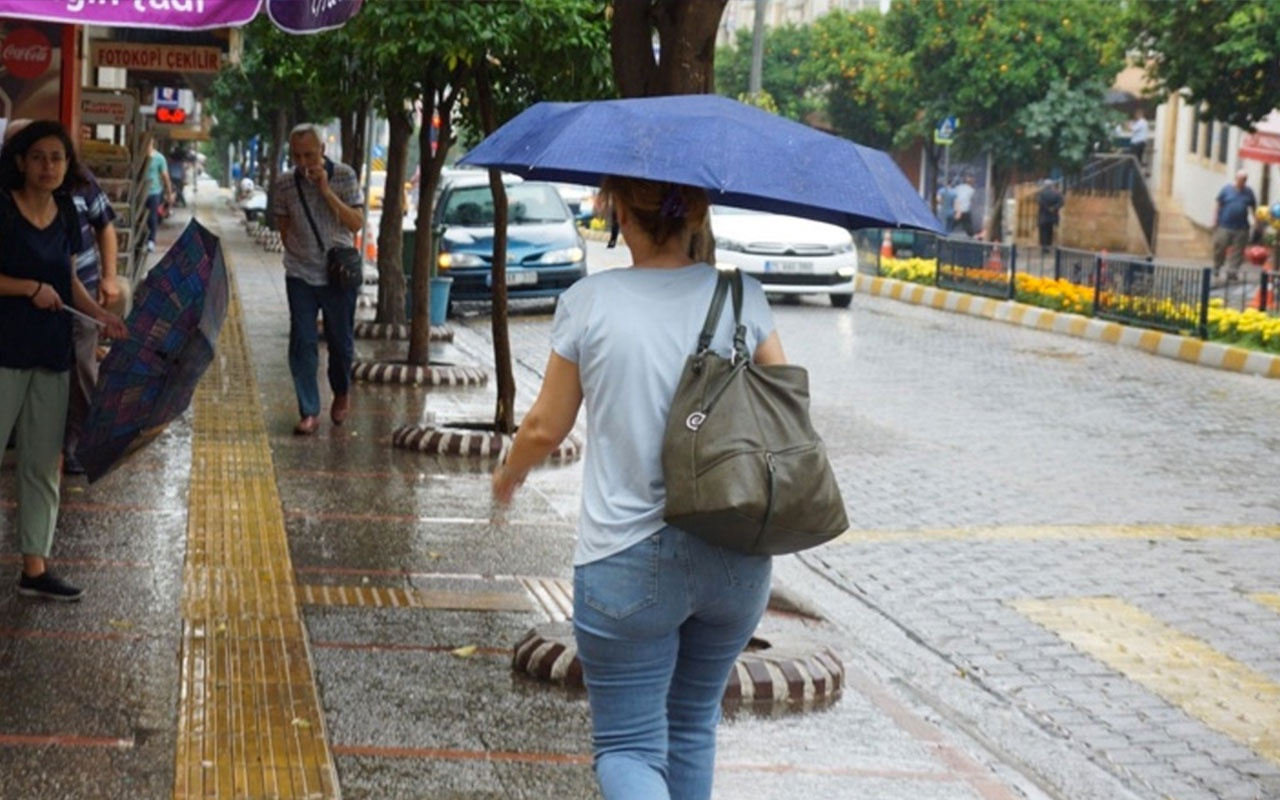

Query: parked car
(434, 174), (587, 303)
(710, 205), (857, 307)
(551, 182), (599, 223)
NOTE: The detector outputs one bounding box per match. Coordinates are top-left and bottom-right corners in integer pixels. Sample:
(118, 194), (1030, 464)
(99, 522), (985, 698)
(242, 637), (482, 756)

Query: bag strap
(694, 268), (750, 363)
(294, 170), (326, 250)
(696, 270), (732, 354)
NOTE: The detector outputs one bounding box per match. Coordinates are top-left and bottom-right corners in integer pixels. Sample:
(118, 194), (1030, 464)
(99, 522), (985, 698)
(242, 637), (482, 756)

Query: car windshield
(442, 183), (570, 227)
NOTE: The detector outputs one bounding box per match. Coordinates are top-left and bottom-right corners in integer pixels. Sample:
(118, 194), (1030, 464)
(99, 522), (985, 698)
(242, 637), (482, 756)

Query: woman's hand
(30, 282), (63, 311)
(491, 463), (526, 506)
(97, 311), (128, 341)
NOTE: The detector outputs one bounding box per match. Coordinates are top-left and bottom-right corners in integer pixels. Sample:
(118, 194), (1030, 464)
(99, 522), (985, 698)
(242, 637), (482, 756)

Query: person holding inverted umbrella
(0, 120), (127, 602)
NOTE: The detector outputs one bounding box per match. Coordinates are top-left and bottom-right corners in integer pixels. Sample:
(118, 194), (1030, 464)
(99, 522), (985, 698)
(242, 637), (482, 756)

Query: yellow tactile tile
(298, 583), (532, 612)
(1012, 597), (1280, 765)
(174, 275), (338, 799)
(1250, 594), (1280, 614)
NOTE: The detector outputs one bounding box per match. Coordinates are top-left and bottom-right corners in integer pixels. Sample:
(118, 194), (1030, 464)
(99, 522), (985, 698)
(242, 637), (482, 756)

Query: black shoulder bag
(661, 269), (849, 555)
(294, 170), (363, 292)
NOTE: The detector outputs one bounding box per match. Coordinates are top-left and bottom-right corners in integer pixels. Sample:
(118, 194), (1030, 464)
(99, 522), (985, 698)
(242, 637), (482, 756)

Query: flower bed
(879, 256), (1280, 355)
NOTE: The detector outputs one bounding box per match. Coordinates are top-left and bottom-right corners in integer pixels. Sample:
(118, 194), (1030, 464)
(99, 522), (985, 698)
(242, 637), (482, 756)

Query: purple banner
(266, 0), (362, 34)
(0, 0), (263, 31)
(0, 0), (363, 33)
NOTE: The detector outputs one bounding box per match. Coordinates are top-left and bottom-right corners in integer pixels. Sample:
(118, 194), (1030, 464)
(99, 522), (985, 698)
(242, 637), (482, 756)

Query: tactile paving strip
(174, 275), (339, 799)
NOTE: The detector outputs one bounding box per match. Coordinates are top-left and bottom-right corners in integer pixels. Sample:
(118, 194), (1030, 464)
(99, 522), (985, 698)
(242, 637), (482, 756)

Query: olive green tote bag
(662, 269), (849, 555)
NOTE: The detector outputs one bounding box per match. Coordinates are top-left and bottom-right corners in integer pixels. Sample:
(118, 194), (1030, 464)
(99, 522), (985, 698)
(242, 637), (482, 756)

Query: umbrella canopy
(459, 94), (941, 232)
(76, 220), (228, 483)
(0, 0), (362, 33)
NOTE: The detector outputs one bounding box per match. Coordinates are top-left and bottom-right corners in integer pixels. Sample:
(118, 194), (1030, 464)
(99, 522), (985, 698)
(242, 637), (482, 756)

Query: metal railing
(868, 230), (1278, 342)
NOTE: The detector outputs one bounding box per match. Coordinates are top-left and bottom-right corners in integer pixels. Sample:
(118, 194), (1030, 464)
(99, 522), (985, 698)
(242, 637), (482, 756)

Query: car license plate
(765, 260), (813, 273)
(492, 269), (537, 287)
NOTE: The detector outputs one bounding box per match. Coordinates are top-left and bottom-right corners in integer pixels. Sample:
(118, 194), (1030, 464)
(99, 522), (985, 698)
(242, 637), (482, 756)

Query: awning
(1240, 111), (1280, 165)
(0, 0), (362, 34)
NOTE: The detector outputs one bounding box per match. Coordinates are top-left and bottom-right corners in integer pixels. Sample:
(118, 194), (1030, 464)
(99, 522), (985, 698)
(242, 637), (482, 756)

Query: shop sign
(91, 42), (221, 73)
(2, 26), (53, 80)
(81, 91), (137, 125)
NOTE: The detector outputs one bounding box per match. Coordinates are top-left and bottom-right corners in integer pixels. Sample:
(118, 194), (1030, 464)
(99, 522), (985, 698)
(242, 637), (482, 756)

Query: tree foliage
(715, 24), (817, 124)
(1130, 0), (1280, 129)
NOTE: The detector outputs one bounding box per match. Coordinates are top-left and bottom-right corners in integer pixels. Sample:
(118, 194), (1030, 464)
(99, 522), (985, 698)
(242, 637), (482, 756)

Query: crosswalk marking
(1012, 597), (1280, 765)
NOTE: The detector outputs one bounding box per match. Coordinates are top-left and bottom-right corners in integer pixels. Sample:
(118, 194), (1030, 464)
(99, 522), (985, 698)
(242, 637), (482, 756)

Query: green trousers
(0, 367), (69, 559)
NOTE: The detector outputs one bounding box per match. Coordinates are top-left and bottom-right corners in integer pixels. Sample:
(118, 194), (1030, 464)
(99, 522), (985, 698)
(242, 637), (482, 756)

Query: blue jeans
(145, 192), (163, 244)
(285, 276), (357, 418)
(573, 527), (772, 800)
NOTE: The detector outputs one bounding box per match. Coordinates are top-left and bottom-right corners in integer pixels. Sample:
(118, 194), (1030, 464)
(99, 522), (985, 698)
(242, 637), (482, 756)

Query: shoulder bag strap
(294, 170), (326, 250)
(695, 269), (732, 355)
(727, 268), (749, 363)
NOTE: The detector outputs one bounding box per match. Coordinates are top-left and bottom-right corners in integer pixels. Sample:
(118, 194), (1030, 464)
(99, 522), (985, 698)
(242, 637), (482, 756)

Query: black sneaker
(17, 571), (84, 602)
(63, 453), (86, 475)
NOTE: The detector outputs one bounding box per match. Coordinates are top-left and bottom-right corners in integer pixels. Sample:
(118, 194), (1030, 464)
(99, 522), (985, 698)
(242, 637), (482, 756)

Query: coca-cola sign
(2, 26), (53, 80)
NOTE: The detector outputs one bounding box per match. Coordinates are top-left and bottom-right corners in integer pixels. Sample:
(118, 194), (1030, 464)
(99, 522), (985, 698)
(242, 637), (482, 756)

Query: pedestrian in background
(1036, 178), (1064, 253)
(142, 138), (172, 252)
(1212, 169), (1257, 281)
(270, 123), (364, 436)
(492, 176), (781, 800)
(1129, 110), (1149, 169)
(0, 120), (127, 601)
(936, 176), (957, 234)
(953, 174), (976, 237)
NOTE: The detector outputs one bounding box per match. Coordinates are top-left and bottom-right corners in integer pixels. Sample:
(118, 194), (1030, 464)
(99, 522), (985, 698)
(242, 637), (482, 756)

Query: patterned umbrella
(76, 220), (228, 483)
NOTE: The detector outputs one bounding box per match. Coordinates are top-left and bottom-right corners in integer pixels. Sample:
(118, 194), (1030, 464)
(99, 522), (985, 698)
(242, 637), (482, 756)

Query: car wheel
(830, 293), (853, 308)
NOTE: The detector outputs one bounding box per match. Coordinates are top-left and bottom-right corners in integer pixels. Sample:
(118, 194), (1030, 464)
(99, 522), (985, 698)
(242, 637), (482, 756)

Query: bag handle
(694, 269), (750, 364)
(294, 170), (327, 251)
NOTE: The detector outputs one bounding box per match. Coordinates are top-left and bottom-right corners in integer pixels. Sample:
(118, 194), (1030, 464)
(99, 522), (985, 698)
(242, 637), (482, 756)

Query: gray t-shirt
(271, 160), (364, 285)
(551, 263), (775, 566)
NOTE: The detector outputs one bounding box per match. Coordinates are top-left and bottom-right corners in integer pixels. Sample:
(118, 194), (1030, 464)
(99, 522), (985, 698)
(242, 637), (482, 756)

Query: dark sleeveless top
(0, 190), (76, 370)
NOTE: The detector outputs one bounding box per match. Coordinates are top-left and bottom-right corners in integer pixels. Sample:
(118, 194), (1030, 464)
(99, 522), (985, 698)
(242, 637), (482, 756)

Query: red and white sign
(81, 91), (137, 126)
(2, 26), (53, 80)
(90, 41), (221, 74)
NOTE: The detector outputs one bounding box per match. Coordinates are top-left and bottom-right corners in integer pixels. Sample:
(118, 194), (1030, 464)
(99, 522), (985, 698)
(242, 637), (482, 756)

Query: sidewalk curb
(857, 274), (1280, 380)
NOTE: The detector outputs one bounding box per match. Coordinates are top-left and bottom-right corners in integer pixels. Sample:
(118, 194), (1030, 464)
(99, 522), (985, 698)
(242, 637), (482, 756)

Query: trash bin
(402, 224), (451, 324)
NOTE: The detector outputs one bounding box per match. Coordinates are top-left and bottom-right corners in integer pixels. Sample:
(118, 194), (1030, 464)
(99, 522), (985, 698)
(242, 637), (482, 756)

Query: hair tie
(659, 186), (688, 219)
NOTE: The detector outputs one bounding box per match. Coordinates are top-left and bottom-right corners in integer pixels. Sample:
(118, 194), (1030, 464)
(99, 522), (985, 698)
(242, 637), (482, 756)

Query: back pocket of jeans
(579, 535), (660, 620)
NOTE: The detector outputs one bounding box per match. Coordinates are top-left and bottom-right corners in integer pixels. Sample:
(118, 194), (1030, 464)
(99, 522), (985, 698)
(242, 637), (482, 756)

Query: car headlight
(537, 246), (585, 264)
(438, 251), (484, 269)
(833, 240), (855, 254)
(715, 236), (746, 252)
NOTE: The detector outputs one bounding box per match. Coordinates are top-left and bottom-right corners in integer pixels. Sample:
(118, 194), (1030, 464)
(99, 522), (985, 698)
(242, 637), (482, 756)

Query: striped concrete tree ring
(512, 623), (843, 707)
(352, 321), (453, 343)
(392, 424), (582, 460)
(352, 360), (488, 387)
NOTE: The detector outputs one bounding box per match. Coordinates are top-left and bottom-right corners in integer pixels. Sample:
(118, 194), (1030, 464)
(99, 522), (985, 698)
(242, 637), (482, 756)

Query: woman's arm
(753, 330), (786, 366)
(492, 351), (584, 504)
(71, 269), (128, 340)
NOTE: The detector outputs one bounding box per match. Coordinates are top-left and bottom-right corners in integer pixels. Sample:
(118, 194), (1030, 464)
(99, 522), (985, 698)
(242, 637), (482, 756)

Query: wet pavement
(0, 185), (1276, 800)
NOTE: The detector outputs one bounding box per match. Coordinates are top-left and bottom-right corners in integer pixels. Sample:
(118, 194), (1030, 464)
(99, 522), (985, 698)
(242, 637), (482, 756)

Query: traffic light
(156, 107), (186, 124)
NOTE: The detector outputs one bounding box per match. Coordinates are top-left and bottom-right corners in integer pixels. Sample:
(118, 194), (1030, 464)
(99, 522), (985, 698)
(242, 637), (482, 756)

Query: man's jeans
(573, 526), (772, 800)
(285, 276), (357, 418)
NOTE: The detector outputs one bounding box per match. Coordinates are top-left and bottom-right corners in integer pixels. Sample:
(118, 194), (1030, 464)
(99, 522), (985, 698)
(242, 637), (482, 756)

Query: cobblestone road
(479, 279), (1280, 800)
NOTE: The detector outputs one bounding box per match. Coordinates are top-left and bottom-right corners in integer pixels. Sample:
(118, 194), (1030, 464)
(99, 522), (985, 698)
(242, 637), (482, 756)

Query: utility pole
(749, 0), (766, 97)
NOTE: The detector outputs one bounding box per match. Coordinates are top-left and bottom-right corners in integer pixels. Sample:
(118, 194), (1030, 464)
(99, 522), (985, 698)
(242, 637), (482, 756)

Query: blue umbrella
(459, 94), (941, 232)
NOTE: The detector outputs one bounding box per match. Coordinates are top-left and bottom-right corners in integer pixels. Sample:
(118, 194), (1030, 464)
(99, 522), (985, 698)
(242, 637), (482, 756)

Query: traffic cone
(986, 247), (1003, 270)
(880, 230), (893, 259)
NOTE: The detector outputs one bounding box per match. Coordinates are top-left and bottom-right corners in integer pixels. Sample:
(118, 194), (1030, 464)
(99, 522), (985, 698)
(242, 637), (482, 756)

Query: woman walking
(0, 120), (127, 600)
(492, 176), (784, 799)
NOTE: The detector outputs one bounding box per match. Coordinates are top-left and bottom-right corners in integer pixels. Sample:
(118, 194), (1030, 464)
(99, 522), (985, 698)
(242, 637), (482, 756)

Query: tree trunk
(611, 0), (727, 265)
(987, 163), (1013, 244)
(407, 71), (465, 366)
(474, 59), (516, 435)
(375, 99), (410, 326)
(265, 108), (289, 231)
